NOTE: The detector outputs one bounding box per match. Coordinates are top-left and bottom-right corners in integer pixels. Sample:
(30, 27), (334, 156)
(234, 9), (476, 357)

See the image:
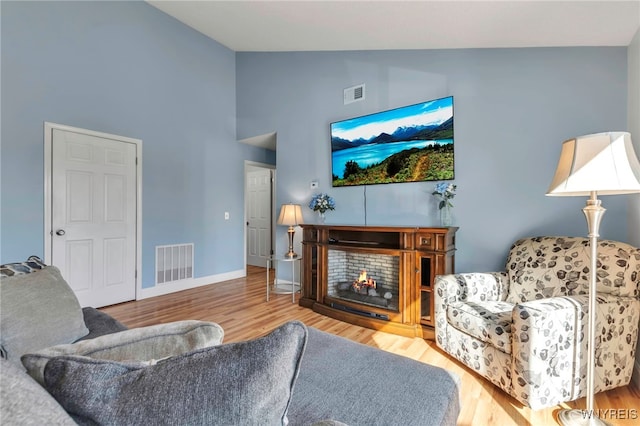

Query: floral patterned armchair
(435, 236), (640, 409)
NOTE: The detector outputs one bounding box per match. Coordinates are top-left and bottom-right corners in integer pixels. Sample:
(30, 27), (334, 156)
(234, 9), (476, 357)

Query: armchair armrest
(511, 293), (640, 409)
(434, 272), (508, 351)
(510, 294), (590, 409)
(435, 272), (509, 305)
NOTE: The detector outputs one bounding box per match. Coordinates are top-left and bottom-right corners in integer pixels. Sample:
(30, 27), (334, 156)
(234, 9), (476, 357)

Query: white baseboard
(137, 268), (245, 300)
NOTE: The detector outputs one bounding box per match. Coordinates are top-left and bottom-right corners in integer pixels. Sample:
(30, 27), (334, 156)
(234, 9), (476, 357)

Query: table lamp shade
(547, 132), (640, 196)
(277, 204), (303, 226)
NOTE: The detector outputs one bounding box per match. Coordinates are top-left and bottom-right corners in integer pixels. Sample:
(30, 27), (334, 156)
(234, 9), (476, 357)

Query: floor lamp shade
(547, 132), (640, 196)
(277, 204), (303, 258)
(546, 131), (640, 426)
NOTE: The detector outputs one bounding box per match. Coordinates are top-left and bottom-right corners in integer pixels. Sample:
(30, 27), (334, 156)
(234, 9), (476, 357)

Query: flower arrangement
(309, 193), (336, 214)
(432, 182), (457, 210)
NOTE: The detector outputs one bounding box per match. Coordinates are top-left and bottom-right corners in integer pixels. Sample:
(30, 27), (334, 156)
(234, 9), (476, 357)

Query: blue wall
(1, 1), (274, 287)
(1, 1), (631, 285)
(236, 48), (629, 272)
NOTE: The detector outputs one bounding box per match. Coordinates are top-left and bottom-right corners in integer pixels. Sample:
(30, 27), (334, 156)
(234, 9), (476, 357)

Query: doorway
(44, 122), (142, 308)
(245, 162), (275, 268)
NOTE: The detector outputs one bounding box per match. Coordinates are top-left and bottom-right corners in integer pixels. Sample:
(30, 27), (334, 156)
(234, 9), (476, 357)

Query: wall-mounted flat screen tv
(330, 96), (454, 187)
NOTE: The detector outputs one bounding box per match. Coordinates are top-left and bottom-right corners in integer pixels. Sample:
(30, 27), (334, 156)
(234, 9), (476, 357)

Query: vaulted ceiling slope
(147, 1), (640, 52)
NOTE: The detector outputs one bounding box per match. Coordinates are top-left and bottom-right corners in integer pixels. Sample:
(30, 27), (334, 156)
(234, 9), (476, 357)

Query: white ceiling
(147, 0), (640, 52)
(146, 0), (639, 150)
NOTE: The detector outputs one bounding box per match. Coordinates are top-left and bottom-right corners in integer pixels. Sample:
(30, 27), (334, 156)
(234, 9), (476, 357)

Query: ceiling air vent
(344, 84), (365, 105)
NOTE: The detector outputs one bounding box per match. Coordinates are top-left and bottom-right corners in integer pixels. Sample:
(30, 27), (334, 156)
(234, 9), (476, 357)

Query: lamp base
(557, 409), (610, 426)
(285, 226), (297, 259)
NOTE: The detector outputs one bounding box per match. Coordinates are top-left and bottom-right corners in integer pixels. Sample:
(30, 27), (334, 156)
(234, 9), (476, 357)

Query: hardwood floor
(101, 265), (640, 426)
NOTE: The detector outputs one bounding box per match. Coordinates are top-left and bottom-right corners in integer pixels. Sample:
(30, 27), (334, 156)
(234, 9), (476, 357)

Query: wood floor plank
(101, 266), (640, 426)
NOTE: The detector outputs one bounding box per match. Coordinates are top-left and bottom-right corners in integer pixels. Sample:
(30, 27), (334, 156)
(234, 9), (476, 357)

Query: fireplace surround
(300, 225), (457, 339)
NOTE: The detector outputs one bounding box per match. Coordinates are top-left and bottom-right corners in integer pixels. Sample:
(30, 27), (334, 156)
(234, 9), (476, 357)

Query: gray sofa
(0, 258), (460, 425)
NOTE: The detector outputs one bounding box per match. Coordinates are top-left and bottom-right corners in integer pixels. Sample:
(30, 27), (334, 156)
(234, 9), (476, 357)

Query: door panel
(68, 172), (92, 222)
(104, 238), (126, 285)
(51, 128), (137, 307)
(66, 240), (92, 292)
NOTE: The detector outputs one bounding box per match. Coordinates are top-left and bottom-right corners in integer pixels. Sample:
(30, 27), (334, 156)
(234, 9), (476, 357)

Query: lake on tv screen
(332, 139), (452, 179)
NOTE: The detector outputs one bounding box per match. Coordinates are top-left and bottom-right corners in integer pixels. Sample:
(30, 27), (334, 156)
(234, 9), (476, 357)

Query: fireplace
(327, 249), (399, 312)
(300, 225), (457, 339)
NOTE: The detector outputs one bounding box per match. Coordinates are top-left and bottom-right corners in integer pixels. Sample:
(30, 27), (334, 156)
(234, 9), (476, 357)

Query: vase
(318, 211), (326, 224)
(440, 205), (452, 226)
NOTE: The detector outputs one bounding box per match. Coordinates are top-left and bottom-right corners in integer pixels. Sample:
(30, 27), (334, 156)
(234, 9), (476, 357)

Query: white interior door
(48, 125), (139, 308)
(246, 167), (273, 267)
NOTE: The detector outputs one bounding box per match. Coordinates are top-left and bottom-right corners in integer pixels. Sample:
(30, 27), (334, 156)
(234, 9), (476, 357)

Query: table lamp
(546, 131), (640, 426)
(277, 204), (303, 258)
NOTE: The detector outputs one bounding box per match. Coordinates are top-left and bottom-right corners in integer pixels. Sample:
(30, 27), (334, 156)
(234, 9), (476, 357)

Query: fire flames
(352, 269), (376, 292)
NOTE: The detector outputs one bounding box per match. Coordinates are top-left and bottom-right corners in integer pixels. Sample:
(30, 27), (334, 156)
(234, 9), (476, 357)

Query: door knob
(55, 229), (66, 236)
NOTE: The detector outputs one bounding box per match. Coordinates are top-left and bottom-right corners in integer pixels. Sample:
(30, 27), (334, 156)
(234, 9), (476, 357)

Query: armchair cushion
(447, 300), (513, 354)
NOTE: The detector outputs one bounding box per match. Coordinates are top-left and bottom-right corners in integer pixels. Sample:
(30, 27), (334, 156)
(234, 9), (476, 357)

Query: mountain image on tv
(331, 96), (454, 187)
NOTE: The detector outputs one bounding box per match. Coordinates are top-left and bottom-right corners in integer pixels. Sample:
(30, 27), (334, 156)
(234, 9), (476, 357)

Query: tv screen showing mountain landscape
(330, 96), (454, 187)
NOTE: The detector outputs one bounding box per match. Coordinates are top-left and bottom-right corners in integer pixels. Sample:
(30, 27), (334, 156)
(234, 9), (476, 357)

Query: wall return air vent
(344, 84), (365, 105)
(156, 243), (194, 284)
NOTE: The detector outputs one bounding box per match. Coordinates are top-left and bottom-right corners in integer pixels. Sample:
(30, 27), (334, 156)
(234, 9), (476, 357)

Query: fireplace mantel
(300, 225), (457, 339)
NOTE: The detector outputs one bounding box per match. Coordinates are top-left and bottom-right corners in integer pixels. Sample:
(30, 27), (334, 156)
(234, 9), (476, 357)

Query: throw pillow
(0, 255), (47, 277)
(43, 321), (308, 426)
(22, 320), (225, 386)
(0, 266), (89, 365)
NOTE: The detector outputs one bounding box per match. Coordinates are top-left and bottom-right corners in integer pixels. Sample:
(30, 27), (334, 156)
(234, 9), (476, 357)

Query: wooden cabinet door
(415, 252), (435, 327)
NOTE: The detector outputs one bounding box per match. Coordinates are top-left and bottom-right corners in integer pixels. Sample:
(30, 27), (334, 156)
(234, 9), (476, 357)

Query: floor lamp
(277, 203), (303, 258)
(546, 132), (640, 426)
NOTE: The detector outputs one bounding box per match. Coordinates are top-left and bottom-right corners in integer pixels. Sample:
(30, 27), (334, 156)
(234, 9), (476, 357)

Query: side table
(266, 256), (302, 303)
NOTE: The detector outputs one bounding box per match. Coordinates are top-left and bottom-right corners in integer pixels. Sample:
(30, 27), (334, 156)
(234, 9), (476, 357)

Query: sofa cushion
(0, 255), (47, 277)
(78, 306), (128, 340)
(447, 300), (513, 354)
(0, 358), (76, 425)
(22, 320), (224, 386)
(0, 266), (89, 364)
(43, 321), (307, 426)
(287, 327), (460, 426)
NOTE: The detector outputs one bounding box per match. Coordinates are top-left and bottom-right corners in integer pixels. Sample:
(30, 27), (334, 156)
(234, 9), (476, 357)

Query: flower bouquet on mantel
(309, 193), (335, 223)
(432, 182), (457, 226)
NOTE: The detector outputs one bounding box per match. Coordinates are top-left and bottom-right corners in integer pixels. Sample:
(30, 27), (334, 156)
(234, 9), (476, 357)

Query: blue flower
(432, 183), (457, 210)
(434, 182), (448, 194)
(309, 193), (336, 213)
